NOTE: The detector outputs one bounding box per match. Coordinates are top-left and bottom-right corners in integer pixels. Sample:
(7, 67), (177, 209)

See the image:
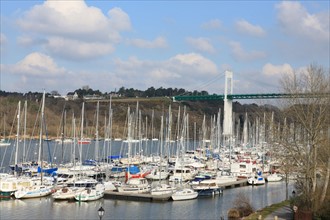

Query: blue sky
(0, 0), (329, 96)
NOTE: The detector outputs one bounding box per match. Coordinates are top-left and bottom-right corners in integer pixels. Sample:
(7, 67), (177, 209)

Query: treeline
(117, 86), (209, 98)
(0, 86), (210, 99)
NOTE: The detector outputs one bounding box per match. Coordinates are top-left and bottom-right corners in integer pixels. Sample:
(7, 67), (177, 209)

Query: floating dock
(218, 179), (248, 189)
(104, 179), (248, 202)
(104, 191), (171, 201)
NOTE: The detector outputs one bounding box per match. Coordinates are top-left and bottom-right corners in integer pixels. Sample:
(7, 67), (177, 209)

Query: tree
(50, 90), (60, 96)
(274, 64), (330, 214)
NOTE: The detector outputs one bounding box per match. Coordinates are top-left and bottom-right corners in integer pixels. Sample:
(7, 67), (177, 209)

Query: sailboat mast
(80, 102), (85, 169)
(38, 91), (45, 183)
(38, 92), (45, 165)
(61, 107), (65, 163)
(72, 113), (76, 166)
(23, 101), (27, 163)
(14, 101), (21, 176)
(95, 101), (99, 162)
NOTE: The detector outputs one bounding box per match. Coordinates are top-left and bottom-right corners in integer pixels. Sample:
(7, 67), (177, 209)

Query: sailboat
(0, 139), (10, 147)
(117, 108), (151, 194)
(171, 111), (198, 201)
(74, 183), (105, 202)
(14, 91), (54, 199)
(150, 115), (175, 197)
(52, 186), (84, 200)
(0, 114), (10, 147)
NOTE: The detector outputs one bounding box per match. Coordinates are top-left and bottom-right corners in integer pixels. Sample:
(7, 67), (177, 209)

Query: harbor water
(1, 140), (293, 219)
(0, 181), (293, 220)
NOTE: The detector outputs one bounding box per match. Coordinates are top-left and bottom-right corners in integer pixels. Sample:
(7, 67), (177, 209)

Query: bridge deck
(173, 93), (330, 101)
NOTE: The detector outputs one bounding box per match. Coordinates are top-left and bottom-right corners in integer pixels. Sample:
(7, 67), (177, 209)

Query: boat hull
(14, 185), (53, 199)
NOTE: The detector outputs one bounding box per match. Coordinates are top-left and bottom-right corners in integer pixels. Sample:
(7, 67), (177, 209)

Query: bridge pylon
(223, 71), (233, 139)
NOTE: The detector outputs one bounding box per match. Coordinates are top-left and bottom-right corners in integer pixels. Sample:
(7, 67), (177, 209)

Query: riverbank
(243, 200), (293, 220)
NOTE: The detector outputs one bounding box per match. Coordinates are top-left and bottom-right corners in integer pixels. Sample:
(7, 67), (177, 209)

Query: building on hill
(65, 92), (79, 101)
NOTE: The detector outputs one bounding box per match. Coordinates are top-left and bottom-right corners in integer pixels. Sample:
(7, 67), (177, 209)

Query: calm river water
(0, 181), (293, 220)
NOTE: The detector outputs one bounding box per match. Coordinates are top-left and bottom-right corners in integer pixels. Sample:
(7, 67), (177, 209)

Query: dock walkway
(104, 179), (248, 202)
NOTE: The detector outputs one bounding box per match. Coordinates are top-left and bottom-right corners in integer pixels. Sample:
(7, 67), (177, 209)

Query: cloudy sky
(0, 1), (329, 96)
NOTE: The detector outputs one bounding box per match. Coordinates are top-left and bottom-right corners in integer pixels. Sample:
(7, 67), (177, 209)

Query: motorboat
(171, 188), (198, 201)
(117, 178), (151, 194)
(191, 179), (222, 196)
(266, 173), (283, 182)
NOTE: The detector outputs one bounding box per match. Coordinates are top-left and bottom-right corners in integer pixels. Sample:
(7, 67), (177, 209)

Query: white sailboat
(14, 91), (54, 199)
(14, 184), (53, 199)
(0, 139), (10, 147)
(150, 115), (174, 196)
(171, 112), (198, 201)
(74, 183), (105, 202)
(52, 187), (84, 200)
(151, 183), (176, 196)
(0, 114), (10, 147)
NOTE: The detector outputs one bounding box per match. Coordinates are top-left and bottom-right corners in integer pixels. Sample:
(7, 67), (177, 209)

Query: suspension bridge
(172, 71), (330, 141)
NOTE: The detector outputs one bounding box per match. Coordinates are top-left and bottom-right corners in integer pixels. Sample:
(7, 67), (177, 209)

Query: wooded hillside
(0, 95), (279, 140)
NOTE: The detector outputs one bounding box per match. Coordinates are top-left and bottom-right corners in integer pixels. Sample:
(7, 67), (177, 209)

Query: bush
(227, 208), (240, 219)
(232, 192), (254, 217)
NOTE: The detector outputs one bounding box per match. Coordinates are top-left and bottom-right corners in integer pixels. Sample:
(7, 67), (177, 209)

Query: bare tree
(274, 64), (330, 213)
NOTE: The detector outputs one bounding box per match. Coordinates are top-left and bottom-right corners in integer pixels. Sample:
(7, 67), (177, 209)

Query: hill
(0, 95), (280, 140)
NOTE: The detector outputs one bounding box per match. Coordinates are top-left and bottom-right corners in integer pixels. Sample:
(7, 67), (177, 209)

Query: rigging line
(177, 70), (226, 96)
(237, 72), (280, 92)
(193, 72), (226, 91)
(179, 74), (224, 96)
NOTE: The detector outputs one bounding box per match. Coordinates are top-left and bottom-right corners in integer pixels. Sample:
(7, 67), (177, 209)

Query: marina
(0, 136), (293, 219)
(1, 181), (293, 220)
(0, 86), (296, 218)
(1, 1), (329, 219)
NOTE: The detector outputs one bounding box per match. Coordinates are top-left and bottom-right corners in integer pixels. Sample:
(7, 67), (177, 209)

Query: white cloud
(262, 63), (294, 77)
(0, 33), (7, 45)
(276, 2), (329, 42)
(107, 7), (132, 32)
(128, 37), (167, 49)
(168, 53), (218, 74)
(45, 37), (115, 60)
(16, 0), (131, 60)
(201, 19), (222, 30)
(6, 52), (66, 76)
(17, 36), (48, 47)
(112, 53), (218, 90)
(235, 19), (266, 37)
(186, 37), (216, 54)
(229, 41), (266, 62)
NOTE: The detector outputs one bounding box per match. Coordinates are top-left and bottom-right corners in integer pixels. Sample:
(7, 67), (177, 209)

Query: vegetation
(270, 64), (330, 217)
(0, 95), (278, 140)
(0, 86), (209, 99)
(231, 192), (255, 218)
(243, 200), (290, 220)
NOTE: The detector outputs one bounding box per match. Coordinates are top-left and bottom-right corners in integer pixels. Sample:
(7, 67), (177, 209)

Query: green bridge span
(172, 93), (330, 101)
